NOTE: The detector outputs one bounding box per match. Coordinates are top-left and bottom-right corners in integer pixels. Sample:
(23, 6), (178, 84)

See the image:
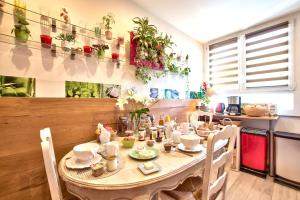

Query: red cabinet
(241, 128), (268, 174)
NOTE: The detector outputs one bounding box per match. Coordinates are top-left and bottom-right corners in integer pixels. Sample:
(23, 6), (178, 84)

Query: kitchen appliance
(227, 96), (241, 116)
(274, 131), (300, 188)
(215, 103), (225, 114)
(240, 127), (269, 176)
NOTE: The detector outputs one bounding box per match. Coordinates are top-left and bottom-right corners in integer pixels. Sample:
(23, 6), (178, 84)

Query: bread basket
(244, 105), (267, 117)
(219, 118), (242, 126)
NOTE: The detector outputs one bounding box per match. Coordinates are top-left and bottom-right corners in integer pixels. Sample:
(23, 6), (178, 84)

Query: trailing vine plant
(131, 17), (191, 84)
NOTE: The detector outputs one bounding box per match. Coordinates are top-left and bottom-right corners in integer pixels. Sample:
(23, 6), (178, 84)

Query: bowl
(73, 143), (99, 162)
(122, 137), (135, 148)
(180, 135), (201, 149)
(219, 118), (242, 126)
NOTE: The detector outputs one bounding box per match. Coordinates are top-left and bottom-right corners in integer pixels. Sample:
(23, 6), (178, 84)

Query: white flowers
(116, 88), (152, 110)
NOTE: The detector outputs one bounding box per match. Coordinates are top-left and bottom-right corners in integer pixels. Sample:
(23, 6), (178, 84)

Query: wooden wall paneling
(0, 98), (196, 200)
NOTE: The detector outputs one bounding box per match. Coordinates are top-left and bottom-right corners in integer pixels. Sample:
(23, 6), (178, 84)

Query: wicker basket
(244, 105), (267, 117)
(219, 118), (242, 126)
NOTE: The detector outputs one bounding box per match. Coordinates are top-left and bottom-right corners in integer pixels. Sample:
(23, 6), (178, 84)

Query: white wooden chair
(40, 128), (64, 200)
(189, 110), (213, 128)
(163, 125), (237, 200)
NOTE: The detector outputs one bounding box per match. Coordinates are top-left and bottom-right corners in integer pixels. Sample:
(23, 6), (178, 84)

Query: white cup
(107, 158), (118, 172)
(172, 130), (181, 144)
(181, 122), (190, 134)
(104, 141), (119, 157)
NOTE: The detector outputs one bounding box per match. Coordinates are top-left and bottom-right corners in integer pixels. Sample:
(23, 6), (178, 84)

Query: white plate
(66, 154), (102, 169)
(177, 143), (204, 153)
(138, 162), (161, 175)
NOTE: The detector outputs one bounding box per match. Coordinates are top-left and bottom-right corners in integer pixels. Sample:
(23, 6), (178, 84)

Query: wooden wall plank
(0, 98), (196, 200)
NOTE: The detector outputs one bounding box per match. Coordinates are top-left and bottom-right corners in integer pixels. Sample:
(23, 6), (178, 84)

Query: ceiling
(130, 0), (300, 43)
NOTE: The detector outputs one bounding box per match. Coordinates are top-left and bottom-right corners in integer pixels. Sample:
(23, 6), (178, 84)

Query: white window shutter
(208, 38), (240, 90)
(244, 22), (292, 89)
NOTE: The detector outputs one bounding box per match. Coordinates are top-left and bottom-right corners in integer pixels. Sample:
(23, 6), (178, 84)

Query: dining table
(58, 137), (227, 200)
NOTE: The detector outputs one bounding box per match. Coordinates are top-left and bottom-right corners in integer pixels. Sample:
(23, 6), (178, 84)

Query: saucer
(66, 154), (102, 169)
(177, 143), (204, 153)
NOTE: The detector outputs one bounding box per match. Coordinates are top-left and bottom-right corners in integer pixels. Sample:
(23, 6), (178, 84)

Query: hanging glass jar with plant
(92, 44), (109, 59)
(55, 33), (76, 52)
(11, 15), (30, 42)
(102, 14), (115, 40)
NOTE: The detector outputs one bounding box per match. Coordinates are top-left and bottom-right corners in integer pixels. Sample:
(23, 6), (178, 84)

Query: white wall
(0, 0), (203, 98)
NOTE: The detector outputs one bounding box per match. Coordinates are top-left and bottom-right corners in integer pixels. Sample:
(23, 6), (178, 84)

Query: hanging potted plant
(55, 33), (76, 51)
(11, 15), (30, 42)
(102, 14), (115, 40)
(112, 52), (119, 62)
(40, 35), (52, 48)
(92, 44), (109, 59)
(83, 45), (93, 56)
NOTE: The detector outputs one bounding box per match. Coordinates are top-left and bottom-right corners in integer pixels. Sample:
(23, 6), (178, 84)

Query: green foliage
(11, 15), (31, 36)
(102, 14), (115, 31)
(135, 67), (166, 84)
(65, 81), (100, 98)
(130, 108), (150, 128)
(55, 33), (76, 43)
(132, 17), (191, 84)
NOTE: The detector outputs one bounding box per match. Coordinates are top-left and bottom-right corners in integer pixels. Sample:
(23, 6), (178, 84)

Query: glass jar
(150, 127), (157, 140)
(138, 128), (146, 141)
(118, 116), (128, 136)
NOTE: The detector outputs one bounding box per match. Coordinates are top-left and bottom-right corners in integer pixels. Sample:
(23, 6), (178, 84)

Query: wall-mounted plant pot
(117, 36), (124, 45)
(61, 40), (70, 52)
(51, 18), (57, 32)
(40, 35), (52, 48)
(105, 31), (112, 40)
(70, 48), (76, 60)
(112, 53), (119, 62)
(97, 50), (105, 59)
(83, 45), (93, 56)
(14, 30), (29, 43)
(51, 44), (56, 56)
(95, 27), (101, 38)
(72, 25), (76, 35)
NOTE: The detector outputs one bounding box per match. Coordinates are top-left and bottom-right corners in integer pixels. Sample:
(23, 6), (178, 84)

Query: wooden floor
(161, 171), (300, 200)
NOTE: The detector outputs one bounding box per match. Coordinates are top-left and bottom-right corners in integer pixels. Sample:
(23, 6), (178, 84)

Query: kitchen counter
(213, 114), (279, 121)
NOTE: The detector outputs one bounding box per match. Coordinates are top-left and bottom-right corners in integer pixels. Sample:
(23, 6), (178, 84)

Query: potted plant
(83, 45), (93, 56)
(102, 14), (115, 40)
(111, 52), (119, 62)
(55, 33), (76, 51)
(94, 26), (101, 38)
(11, 15), (30, 42)
(92, 44), (109, 59)
(40, 35), (52, 48)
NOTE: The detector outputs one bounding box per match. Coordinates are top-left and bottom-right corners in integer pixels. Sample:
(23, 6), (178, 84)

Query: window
(208, 38), (240, 90)
(207, 20), (294, 91)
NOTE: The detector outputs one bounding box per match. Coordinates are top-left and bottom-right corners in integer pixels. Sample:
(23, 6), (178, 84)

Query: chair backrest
(189, 111), (213, 128)
(40, 128), (63, 200)
(201, 125), (237, 200)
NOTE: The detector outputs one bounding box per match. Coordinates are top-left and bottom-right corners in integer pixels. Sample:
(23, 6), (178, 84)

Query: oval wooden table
(59, 139), (226, 200)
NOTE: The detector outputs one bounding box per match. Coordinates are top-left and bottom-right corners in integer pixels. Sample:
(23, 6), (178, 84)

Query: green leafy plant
(102, 14), (115, 31)
(11, 15), (31, 42)
(132, 17), (190, 84)
(55, 33), (76, 42)
(92, 44), (109, 58)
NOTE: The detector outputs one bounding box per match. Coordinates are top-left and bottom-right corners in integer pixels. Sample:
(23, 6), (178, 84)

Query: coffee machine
(226, 96), (241, 115)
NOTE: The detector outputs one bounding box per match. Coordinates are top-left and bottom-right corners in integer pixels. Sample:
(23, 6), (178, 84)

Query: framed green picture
(65, 81), (101, 98)
(0, 75), (35, 97)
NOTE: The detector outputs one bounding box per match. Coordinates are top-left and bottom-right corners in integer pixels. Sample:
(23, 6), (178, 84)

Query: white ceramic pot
(180, 135), (201, 149)
(104, 141), (119, 157)
(73, 143), (99, 162)
(107, 158), (118, 172)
